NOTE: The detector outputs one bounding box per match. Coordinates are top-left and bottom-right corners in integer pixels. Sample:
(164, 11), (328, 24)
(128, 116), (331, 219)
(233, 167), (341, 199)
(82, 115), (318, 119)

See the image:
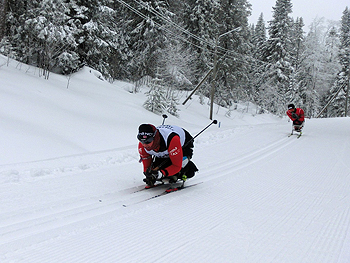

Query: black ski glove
(143, 167), (159, 185)
(144, 167), (158, 177)
(143, 176), (156, 186)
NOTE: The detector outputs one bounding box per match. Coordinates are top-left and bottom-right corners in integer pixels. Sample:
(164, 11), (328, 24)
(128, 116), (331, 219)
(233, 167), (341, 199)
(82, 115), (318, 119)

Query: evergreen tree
(67, 0), (129, 79)
(143, 74), (168, 114)
(252, 13), (266, 61)
(328, 7), (350, 117)
(290, 17), (305, 70)
(289, 17), (315, 116)
(250, 13), (267, 109)
(157, 35), (194, 90)
(14, 0), (79, 77)
(123, 0), (173, 81)
(165, 87), (180, 117)
(214, 0), (252, 106)
(262, 0), (294, 115)
(0, 0), (7, 40)
(182, 0), (218, 80)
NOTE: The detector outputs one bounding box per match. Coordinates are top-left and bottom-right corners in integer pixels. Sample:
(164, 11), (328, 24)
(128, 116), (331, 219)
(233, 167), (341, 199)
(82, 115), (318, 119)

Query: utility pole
(209, 43), (218, 120)
(182, 68), (213, 105)
(209, 29), (238, 120)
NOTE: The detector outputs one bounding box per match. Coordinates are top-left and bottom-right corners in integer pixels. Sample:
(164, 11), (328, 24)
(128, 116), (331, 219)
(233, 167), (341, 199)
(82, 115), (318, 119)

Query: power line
(115, 0), (269, 65)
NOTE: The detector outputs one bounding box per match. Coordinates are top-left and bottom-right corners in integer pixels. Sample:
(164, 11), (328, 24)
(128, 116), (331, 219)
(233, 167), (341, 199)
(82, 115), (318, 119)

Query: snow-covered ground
(1, 55), (350, 262)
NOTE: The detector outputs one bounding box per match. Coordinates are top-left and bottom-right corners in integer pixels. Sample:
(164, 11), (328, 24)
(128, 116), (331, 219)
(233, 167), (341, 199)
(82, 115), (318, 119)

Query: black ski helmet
(137, 124), (156, 144)
(288, 103), (295, 110)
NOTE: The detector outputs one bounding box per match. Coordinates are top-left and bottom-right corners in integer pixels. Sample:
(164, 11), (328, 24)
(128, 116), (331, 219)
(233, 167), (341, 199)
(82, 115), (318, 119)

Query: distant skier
(286, 104), (305, 132)
(137, 124), (198, 187)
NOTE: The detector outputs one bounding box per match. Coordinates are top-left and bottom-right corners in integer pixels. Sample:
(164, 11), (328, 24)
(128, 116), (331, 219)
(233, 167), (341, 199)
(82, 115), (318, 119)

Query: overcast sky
(248, 0), (349, 28)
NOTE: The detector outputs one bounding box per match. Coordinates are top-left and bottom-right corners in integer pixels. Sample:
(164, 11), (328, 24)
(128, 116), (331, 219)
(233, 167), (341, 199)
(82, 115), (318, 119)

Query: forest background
(0, 0), (349, 118)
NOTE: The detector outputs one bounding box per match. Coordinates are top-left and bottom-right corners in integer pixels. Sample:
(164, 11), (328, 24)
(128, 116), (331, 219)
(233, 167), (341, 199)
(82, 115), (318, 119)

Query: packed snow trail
(1, 118), (350, 262)
(1, 55), (350, 262)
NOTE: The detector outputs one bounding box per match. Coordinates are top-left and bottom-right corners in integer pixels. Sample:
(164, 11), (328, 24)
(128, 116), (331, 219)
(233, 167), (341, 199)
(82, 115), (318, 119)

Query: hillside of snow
(1, 55), (350, 262)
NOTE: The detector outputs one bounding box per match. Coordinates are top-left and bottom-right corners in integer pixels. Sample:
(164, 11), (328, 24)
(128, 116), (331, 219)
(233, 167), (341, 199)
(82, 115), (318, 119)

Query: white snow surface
(1, 55), (350, 262)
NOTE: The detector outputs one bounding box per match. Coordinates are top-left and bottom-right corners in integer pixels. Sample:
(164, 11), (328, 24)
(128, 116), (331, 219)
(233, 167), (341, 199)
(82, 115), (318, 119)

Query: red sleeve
(138, 142), (152, 172)
(286, 110), (293, 120)
(296, 108), (305, 121)
(160, 136), (183, 177)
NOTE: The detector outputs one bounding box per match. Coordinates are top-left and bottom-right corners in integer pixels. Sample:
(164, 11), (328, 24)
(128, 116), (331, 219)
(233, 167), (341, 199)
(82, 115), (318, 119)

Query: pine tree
(143, 74), (168, 114)
(214, 0), (252, 106)
(250, 13), (267, 109)
(0, 0), (7, 40)
(182, 0), (218, 78)
(328, 7), (350, 117)
(290, 17), (312, 115)
(165, 87), (180, 117)
(124, 0), (172, 81)
(67, 0), (129, 79)
(252, 13), (266, 61)
(21, 0), (79, 77)
(157, 36), (194, 90)
(262, 0), (294, 115)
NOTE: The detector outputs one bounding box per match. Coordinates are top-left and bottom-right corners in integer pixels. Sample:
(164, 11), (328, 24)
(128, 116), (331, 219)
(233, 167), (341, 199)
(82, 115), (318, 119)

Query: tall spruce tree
(328, 7), (350, 117)
(123, 0), (173, 81)
(262, 0), (294, 115)
(290, 17), (311, 114)
(182, 0), (218, 82)
(214, 0), (252, 106)
(252, 13), (266, 61)
(67, 0), (128, 79)
(249, 13), (267, 109)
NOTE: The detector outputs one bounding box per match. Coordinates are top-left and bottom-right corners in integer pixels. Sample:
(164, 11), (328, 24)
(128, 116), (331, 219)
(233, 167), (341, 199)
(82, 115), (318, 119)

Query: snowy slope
(1, 56), (350, 262)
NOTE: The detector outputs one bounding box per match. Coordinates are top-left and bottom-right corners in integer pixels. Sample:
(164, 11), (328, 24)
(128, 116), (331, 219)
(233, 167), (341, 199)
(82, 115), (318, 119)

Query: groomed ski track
(1, 118), (350, 262)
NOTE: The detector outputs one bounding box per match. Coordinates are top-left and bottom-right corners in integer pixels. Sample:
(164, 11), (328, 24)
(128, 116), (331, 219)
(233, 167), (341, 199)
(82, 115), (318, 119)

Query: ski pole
(193, 119), (217, 140)
(162, 114), (168, 125)
(154, 119), (218, 171)
(183, 119), (218, 147)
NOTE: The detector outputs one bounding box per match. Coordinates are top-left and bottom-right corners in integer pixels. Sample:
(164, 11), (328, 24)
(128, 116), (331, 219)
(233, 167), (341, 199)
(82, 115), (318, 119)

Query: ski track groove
(0, 134), (292, 262)
(2, 122), (350, 262)
(199, 136), (296, 185)
(302, 206), (350, 262)
(0, 186), (178, 254)
(246, 157), (350, 262)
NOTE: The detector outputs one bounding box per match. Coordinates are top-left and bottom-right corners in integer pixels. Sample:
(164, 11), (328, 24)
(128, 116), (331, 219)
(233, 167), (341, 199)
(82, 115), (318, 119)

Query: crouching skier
(286, 103), (305, 134)
(137, 123), (198, 188)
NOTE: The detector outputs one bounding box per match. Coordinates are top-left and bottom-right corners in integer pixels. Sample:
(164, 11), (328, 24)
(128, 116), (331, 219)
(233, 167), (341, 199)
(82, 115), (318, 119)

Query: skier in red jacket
(286, 104), (305, 132)
(137, 124), (198, 187)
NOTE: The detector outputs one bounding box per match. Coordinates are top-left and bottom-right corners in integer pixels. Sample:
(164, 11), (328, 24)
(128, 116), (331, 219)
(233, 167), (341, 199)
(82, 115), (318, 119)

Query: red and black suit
(286, 108), (305, 126)
(138, 124), (197, 179)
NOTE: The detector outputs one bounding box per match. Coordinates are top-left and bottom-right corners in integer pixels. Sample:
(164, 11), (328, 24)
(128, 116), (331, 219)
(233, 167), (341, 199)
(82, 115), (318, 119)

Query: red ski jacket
(138, 135), (183, 177)
(286, 108), (305, 123)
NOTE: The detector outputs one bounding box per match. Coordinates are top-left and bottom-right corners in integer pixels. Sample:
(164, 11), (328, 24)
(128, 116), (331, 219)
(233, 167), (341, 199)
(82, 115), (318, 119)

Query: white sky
(248, 0), (349, 28)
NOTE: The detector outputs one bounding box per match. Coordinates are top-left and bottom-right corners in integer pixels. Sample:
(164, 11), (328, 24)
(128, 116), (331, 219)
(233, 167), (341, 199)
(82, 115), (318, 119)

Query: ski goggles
(137, 132), (155, 144)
